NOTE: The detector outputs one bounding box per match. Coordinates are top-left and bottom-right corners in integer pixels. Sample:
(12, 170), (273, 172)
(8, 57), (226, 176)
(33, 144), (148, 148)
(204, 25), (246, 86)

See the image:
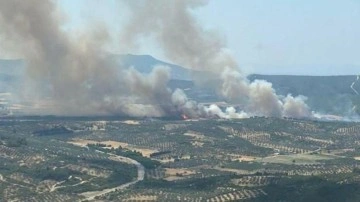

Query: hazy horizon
(1, 54), (359, 76)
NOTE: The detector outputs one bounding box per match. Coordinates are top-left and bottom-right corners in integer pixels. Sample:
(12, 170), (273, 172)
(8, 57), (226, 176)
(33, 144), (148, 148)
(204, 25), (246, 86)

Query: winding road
(79, 153), (145, 201)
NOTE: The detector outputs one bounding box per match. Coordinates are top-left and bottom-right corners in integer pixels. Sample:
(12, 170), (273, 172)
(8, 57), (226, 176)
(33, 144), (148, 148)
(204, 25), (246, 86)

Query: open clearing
(228, 154), (258, 162)
(68, 138), (158, 157)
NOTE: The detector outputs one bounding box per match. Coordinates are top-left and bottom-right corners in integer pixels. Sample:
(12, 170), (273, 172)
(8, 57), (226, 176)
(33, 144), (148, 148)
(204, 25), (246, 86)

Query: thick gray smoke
(0, 0), (179, 117)
(121, 0), (311, 118)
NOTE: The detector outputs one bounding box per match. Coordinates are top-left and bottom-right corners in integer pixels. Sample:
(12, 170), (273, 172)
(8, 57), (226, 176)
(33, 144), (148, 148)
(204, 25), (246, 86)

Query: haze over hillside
(1, 55), (359, 117)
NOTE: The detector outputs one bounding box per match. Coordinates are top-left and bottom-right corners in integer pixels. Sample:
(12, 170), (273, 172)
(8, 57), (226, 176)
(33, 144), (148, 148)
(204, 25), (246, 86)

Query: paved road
(79, 153), (145, 201)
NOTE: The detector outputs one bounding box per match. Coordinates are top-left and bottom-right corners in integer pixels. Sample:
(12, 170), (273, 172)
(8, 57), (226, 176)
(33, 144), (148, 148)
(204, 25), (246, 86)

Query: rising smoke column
(0, 0), (116, 115)
(121, 0), (311, 118)
(0, 0), (180, 117)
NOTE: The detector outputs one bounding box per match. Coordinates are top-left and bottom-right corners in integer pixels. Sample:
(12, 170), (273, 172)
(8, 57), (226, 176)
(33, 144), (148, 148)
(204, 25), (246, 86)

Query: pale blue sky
(58, 0), (360, 75)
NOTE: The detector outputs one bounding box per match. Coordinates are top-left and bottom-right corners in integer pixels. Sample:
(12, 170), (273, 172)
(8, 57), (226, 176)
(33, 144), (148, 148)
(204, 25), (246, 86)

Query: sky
(34, 0), (360, 75)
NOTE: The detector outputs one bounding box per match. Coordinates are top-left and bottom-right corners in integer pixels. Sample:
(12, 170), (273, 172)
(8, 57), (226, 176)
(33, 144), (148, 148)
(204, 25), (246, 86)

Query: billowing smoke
(122, 66), (175, 117)
(171, 88), (204, 118)
(171, 88), (248, 119)
(0, 0), (311, 119)
(0, 0), (179, 117)
(0, 0), (111, 114)
(121, 0), (311, 118)
(282, 95), (311, 118)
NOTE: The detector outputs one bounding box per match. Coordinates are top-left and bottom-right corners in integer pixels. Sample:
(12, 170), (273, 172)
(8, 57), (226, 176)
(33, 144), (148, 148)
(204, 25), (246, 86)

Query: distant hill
(0, 55), (192, 81)
(247, 74), (360, 115)
(110, 54), (192, 80)
(245, 64), (360, 76)
(248, 74), (358, 96)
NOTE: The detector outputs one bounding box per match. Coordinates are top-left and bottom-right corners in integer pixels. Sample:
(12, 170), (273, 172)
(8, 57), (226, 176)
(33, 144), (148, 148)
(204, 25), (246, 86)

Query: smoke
(203, 104), (249, 119)
(171, 88), (204, 118)
(0, 0), (109, 114)
(282, 95), (311, 118)
(123, 66), (175, 116)
(0, 0), (312, 119)
(0, 0), (181, 117)
(247, 80), (282, 117)
(121, 0), (311, 119)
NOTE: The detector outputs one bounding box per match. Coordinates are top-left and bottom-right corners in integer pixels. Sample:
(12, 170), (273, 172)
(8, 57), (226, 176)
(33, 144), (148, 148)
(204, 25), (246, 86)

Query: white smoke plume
(282, 95), (311, 118)
(171, 88), (204, 118)
(204, 104), (249, 119)
(121, 0), (311, 118)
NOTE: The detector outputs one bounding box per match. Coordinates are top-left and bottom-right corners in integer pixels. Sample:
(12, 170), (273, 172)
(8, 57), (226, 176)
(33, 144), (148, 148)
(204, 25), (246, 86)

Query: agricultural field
(0, 116), (360, 201)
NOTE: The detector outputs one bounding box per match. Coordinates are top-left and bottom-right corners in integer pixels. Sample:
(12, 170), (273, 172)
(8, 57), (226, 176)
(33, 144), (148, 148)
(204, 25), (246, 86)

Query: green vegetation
(0, 136), (27, 147)
(256, 176), (360, 202)
(88, 143), (161, 169)
(33, 126), (73, 136)
(1, 116), (360, 201)
(137, 174), (234, 191)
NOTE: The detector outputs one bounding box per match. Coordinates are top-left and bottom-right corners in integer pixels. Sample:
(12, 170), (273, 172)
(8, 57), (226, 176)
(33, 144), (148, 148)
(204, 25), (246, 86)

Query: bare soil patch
(68, 139), (158, 157)
(228, 154), (257, 162)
